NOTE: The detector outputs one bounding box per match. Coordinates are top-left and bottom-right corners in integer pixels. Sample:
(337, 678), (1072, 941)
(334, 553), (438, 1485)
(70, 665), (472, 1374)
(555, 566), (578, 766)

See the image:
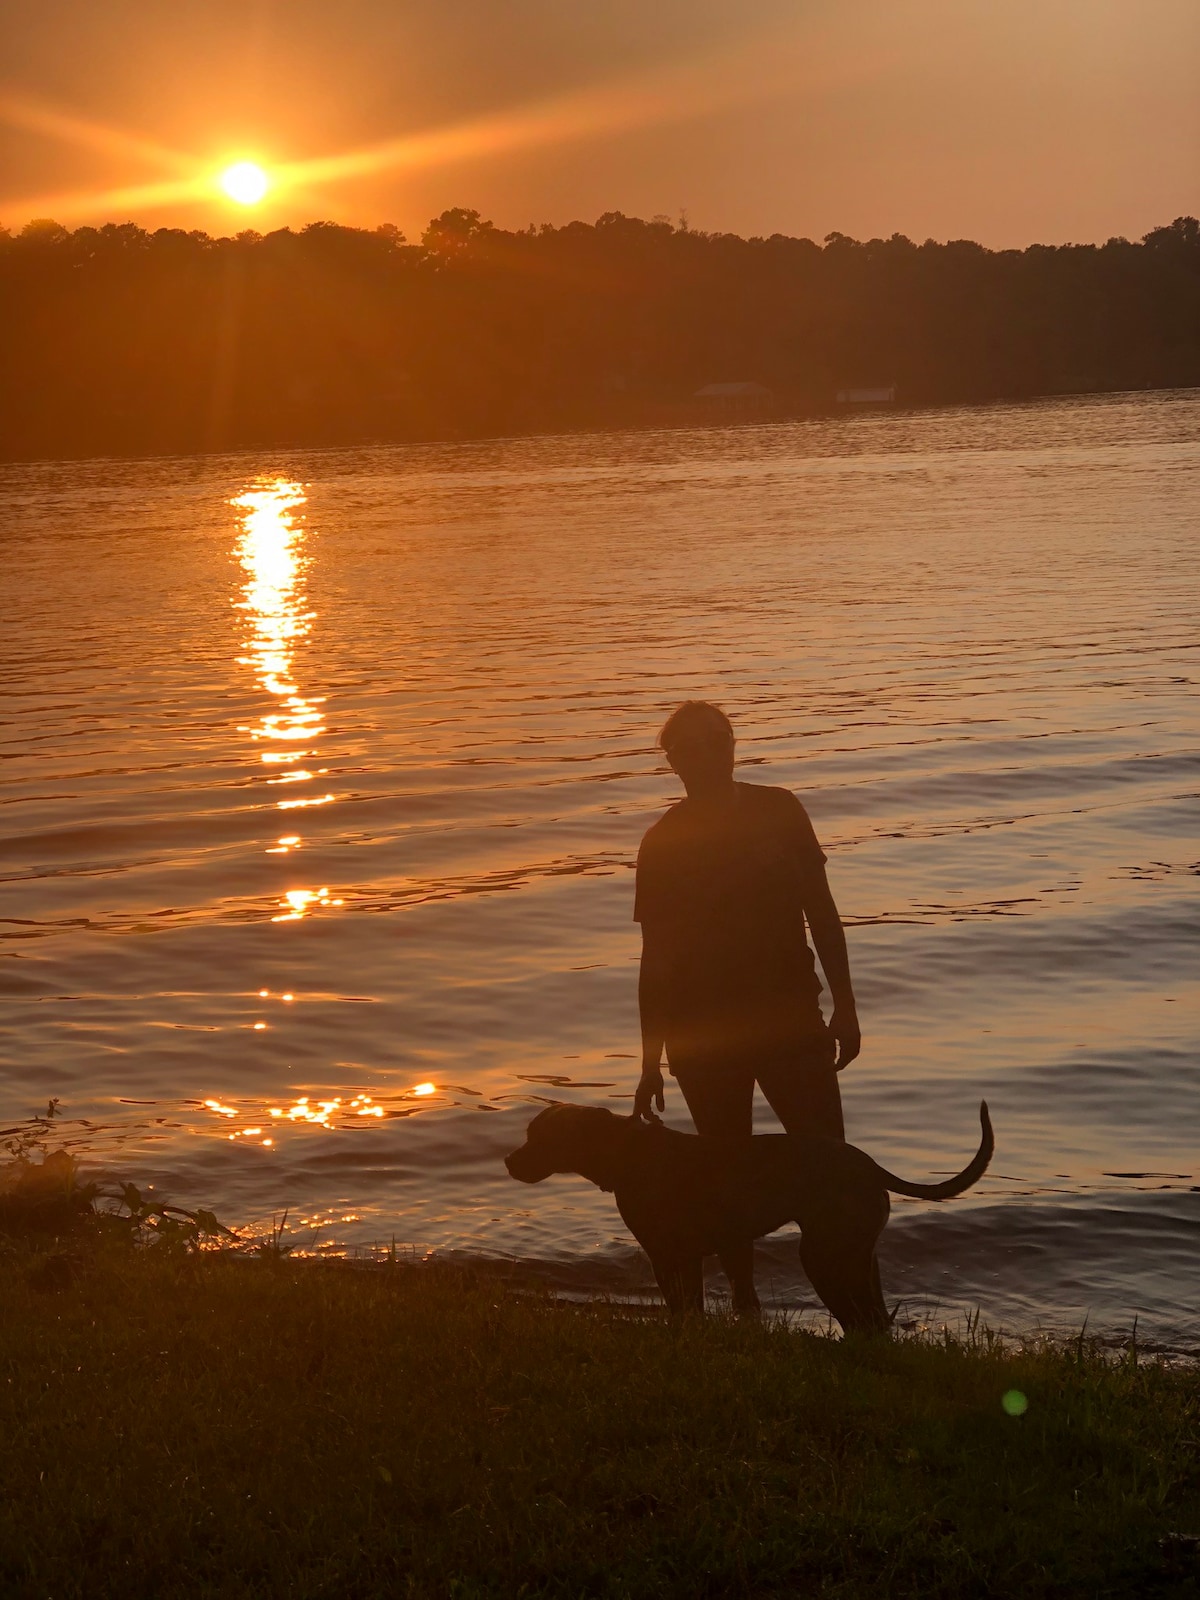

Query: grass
(2, 1237), (1199, 1599)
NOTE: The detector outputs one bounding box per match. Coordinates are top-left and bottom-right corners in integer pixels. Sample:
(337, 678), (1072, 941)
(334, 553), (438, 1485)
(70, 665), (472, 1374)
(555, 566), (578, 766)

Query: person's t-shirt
(634, 782), (828, 1063)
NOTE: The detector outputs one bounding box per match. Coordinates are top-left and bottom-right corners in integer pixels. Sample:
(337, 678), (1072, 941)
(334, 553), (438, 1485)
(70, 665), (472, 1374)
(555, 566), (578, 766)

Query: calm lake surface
(2, 392), (1197, 1344)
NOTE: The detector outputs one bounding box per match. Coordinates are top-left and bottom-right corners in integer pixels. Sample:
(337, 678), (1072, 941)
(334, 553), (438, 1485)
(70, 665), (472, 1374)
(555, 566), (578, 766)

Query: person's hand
(830, 1006), (861, 1070)
(634, 1063), (665, 1122)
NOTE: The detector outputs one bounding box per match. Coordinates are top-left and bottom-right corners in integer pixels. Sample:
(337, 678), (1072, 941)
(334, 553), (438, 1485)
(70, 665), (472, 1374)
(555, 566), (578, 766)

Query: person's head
(658, 700), (735, 793)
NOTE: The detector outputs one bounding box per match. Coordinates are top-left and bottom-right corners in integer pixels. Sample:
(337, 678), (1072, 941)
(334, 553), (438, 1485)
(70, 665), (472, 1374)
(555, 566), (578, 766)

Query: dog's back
(614, 1125), (886, 1261)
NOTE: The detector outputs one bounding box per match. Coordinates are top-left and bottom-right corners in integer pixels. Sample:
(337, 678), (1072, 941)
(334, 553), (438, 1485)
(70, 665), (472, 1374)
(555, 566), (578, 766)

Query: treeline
(2, 209), (1199, 459)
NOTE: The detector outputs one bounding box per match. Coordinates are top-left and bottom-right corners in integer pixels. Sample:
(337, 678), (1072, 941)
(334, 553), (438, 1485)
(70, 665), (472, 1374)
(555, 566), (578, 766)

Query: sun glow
(219, 161), (270, 205)
(3, 19), (807, 227)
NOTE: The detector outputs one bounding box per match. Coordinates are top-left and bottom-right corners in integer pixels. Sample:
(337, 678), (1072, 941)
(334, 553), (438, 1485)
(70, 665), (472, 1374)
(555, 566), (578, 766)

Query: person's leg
(672, 1061), (759, 1312)
(672, 1062), (755, 1141)
(756, 1033), (846, 1141)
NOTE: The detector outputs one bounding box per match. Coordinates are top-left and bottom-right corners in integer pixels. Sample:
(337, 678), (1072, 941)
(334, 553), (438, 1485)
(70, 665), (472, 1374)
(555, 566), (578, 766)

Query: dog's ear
(525, 1102), (567, 1136)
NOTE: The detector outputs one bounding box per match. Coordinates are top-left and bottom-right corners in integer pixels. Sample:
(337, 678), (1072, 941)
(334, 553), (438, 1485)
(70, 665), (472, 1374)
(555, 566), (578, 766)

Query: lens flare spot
(1002, 1390), (1028, 1417)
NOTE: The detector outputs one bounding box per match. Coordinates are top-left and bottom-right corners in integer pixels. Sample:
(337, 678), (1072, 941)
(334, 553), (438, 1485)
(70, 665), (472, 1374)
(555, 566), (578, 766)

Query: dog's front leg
(716, 1236), (760, 1316)
(650, 1252), (704, 1315)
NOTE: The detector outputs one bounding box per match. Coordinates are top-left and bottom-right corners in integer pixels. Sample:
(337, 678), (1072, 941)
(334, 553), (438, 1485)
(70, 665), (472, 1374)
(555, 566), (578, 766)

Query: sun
(218, 161), (270, 206)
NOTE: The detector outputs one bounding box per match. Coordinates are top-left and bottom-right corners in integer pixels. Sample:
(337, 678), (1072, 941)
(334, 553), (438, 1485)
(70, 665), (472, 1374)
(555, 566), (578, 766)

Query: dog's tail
(872, 1101), (993, 1201)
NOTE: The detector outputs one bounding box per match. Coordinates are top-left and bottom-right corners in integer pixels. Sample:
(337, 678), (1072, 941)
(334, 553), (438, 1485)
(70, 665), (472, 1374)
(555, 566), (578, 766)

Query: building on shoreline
(836, 383), (898, 404)
(694, 381), (776, 416)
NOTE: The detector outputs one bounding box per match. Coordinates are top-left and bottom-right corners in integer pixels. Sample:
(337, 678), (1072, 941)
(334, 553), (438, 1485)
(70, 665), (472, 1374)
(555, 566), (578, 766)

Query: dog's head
(505, 1103), (630, 1189)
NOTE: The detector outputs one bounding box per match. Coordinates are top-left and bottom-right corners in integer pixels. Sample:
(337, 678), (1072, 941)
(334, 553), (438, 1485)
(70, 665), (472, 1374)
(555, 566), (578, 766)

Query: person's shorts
(669, 1031), (843, 1141)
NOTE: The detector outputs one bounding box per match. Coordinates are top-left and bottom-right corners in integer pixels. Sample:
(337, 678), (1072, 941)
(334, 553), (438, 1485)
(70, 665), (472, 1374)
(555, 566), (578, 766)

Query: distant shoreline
(2, 382), (1193, 474)
(4, 211), (1197, 466)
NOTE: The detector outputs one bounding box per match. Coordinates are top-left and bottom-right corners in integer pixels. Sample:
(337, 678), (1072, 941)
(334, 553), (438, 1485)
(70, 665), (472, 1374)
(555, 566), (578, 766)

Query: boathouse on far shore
(694, 381), (775, 415)
(835, 383), (898, 404)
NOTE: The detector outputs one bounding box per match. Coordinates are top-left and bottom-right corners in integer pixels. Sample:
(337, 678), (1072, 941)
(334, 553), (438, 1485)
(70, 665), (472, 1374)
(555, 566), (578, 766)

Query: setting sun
(218, 161), (270, 205)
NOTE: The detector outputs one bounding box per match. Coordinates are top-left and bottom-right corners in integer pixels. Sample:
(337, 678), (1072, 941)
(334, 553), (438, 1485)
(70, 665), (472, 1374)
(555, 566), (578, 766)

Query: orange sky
(2, 0), (1197, 245)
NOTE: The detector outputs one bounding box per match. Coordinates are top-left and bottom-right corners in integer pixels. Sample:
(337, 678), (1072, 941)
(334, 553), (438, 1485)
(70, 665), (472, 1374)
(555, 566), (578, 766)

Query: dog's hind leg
(799, 1233), (891, 1338)
(869, 1250), (895, 1327)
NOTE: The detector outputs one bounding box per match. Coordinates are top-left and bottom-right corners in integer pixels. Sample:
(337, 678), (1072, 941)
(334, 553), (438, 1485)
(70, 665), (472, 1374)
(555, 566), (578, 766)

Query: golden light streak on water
(199, 1091), (423, 1144)
(272, 887), (344, 921)
(272, 1095), (345, 1129)
(232, 478), (345, 924)
(232, 479), (323, 770)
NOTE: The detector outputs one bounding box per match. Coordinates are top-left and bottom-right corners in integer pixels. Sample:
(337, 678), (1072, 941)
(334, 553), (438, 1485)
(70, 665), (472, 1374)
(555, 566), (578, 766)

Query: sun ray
(5, 174), (220, 223)
(263, 17), (822, 197)
(271, 47), (793, 193)
(0, 91), (199, 176)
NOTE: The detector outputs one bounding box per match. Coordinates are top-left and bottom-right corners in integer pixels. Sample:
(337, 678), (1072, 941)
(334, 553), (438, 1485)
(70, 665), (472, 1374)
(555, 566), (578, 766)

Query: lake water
(2, 391), (1197, 1347)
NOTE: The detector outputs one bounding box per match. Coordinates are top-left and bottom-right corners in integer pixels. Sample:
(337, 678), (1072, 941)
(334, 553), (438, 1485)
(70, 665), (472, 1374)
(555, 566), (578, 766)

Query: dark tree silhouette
(1, 212), (1197, 460)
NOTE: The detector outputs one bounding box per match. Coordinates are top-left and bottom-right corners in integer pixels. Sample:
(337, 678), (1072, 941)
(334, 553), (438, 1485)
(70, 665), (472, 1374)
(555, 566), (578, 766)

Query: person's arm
(634, 923), (669, 1119)
(803, 865), (862, 1070)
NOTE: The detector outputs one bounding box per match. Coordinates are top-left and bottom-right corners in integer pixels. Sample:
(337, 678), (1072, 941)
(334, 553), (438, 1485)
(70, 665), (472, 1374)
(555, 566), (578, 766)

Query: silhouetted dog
(506, 1103), (993, 1333)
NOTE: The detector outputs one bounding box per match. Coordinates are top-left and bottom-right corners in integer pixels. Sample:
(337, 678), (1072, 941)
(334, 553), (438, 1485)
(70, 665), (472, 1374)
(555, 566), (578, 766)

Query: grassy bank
(2, 1246), (1198, 1599)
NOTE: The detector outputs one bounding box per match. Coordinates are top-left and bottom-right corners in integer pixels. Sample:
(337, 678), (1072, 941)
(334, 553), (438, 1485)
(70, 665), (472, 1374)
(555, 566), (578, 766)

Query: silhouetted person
(633, 700), (861, 1313)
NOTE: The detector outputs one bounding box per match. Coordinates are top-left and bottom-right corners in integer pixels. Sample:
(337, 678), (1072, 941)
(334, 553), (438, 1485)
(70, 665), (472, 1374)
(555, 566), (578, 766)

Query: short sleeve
(633, 835), (655, 923)
(633, 824), (673, 924)
(782, 791), (827, 873)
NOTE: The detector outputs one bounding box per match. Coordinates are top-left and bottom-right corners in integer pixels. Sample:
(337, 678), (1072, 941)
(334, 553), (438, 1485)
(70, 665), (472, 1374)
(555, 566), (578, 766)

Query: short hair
(658, 700), (734, 752)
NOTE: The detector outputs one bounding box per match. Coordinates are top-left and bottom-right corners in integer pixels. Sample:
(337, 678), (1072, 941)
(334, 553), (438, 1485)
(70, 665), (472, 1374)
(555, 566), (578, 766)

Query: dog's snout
(504, 1144), (546, 1183)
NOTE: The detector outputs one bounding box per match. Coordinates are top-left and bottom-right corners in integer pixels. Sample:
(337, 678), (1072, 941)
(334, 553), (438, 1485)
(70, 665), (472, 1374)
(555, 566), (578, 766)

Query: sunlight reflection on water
(233, 479), (322, 760)
(232, 479), (339, 922)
